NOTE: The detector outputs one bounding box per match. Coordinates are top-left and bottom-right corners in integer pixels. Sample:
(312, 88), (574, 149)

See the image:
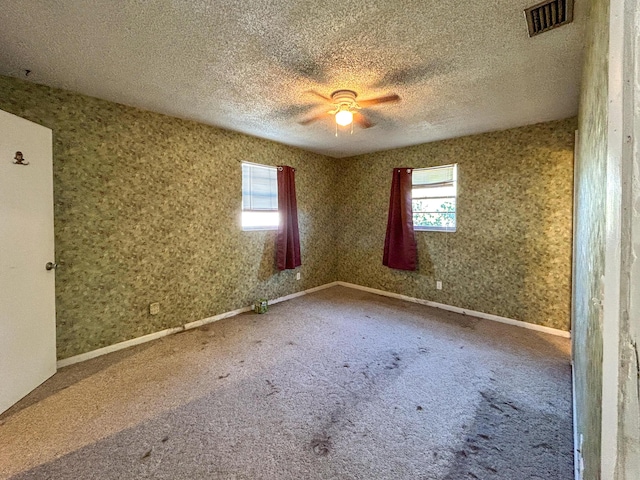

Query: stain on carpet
(303, 348), (421, 455)
(456, 316), (479, 330)
(310, 434), (332, 456)
(2, 288), (572, 480)
(265, 380), (280, 396)
(442, 390), (573, 479)
(385, 352), (402, 370)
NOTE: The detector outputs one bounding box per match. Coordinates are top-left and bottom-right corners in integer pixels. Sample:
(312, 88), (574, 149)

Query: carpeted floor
(0, 286), (573, 479)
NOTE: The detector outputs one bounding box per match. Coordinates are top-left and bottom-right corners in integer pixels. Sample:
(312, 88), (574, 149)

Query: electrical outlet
(149, 302), (160, 315)
(296, 272), (301, 280)
(436, 281), (442, 290)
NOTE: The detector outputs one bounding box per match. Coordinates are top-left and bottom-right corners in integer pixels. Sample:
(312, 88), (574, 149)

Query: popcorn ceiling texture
(0, 0), (585, 158)
(335, 118), (576, 331)
(0, 75), (575, 361)
(572, 0), (610, 477)
(0, 75), (339, 360)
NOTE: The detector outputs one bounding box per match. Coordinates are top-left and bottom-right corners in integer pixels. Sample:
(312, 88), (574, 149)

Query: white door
(0, 109), (56, 414)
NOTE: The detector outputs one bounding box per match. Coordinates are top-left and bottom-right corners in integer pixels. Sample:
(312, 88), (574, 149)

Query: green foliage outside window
(413, 200), (455, 228)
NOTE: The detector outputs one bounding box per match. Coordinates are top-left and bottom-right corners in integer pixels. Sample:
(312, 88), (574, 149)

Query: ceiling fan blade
(358, 94), (400, 107)
(354, 112), (374, 129)
(299, 111), (330, 125)
(277, 57), (327, 83)
(274, 103), (319, 118)
(306, 90), (332, 102)
(360, 108), (394, 124)
(371, 62), (448, 88)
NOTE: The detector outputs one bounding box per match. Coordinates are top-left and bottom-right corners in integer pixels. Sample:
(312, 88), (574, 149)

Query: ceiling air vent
(524, 0), (574, 37)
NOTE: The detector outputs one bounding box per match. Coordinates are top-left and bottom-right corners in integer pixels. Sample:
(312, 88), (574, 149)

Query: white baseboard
(269, 281), (339, 305)
(336, 281), (571, 338)
(56, 325), (188, 368)
(182, 305), (253, 331)
(56, 281), (339, 369)
(57, 279), (567, 368)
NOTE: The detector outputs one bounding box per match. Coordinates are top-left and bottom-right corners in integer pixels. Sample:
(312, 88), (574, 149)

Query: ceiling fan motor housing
(331, 90), (359, 109)
(298, 89), (398, 128)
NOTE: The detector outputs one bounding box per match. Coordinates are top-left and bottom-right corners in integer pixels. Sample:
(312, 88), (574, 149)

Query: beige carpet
(0, 286), (573, 479)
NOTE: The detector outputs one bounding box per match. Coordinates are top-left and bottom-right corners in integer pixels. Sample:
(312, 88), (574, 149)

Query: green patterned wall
(335, 118), (576, 331)
(573, 0), (609, 477)
(0, 75), (339, 360)
(0, 74), (576, 361)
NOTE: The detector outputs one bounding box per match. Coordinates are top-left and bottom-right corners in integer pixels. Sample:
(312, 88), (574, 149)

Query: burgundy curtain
(383, 168), (417, 270)
(277, 166), (302, 270)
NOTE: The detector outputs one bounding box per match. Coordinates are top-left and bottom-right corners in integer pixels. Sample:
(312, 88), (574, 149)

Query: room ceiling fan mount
(298, 89), (400, 130)
(327, 90), (359, 111)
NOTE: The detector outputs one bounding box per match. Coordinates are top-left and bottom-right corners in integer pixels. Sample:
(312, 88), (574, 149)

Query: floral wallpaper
(572, 0), (609, 477)
(0, 75), (339, 360)
(0, 74), (576, 362)
(335, 118), (576, 331)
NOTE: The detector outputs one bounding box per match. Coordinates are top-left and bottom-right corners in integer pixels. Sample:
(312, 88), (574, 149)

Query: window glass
(241, 163), (279, 230)
(412, 164), (457, 232)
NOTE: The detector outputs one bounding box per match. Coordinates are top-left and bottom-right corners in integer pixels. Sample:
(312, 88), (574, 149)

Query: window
(242, 162), (279, 230)
(412, 164), (457, 232)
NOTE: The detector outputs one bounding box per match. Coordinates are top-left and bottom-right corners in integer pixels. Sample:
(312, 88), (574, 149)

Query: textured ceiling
(0, 0), (585, 158)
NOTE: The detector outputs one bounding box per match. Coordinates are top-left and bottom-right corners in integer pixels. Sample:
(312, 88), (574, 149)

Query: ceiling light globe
(335, 110), (353, 126)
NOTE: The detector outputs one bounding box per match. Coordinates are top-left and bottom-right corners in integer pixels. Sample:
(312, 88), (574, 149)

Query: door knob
(45, 262), (58, 271)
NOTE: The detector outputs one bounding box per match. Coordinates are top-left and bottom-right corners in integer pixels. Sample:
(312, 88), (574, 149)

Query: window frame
(241, 161), (279, 231)
(411, 164), (458, 233)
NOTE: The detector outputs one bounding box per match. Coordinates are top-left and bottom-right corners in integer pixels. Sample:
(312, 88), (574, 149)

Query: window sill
(242, 227), (278, 232)
(414, 227), (457, 233)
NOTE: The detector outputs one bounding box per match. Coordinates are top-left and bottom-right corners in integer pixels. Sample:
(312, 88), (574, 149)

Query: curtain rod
(241, 161), (294, 172)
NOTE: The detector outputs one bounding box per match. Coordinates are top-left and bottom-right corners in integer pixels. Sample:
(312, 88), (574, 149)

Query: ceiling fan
(298, 90), (400, 130)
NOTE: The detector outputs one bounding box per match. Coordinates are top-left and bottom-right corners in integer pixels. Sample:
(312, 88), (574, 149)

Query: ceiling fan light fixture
(335, 109), (353, 126)
(298, 89), (398, 131)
